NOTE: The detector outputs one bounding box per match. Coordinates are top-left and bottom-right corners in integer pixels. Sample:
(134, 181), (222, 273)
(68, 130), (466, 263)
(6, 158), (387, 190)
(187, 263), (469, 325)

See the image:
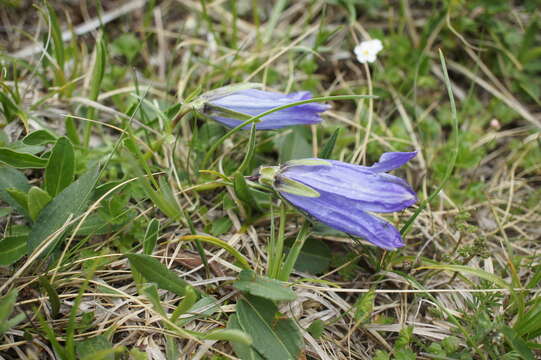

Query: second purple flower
(202, 88), (329, 130)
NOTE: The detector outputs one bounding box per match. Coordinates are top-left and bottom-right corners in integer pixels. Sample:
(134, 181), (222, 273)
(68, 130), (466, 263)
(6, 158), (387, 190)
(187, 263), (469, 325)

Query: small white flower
(354, 39), (383, 64)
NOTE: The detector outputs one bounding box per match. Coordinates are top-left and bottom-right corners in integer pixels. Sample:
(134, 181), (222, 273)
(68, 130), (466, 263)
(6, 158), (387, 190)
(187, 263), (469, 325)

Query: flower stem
(277, 220), (311, 281)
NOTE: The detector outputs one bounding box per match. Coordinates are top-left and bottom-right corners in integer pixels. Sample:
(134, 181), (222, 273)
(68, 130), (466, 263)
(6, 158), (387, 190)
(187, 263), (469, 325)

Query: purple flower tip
(205, 88), (329, 130)
(260, 152), (417, 250)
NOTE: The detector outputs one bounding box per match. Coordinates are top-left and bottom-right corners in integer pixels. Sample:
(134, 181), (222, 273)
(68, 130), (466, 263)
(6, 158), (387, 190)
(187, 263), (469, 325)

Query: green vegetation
(0, 0), (540, 359)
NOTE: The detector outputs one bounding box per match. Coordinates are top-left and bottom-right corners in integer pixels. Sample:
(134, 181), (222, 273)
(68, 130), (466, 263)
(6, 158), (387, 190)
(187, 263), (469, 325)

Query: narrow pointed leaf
(127, 253), (190, 296)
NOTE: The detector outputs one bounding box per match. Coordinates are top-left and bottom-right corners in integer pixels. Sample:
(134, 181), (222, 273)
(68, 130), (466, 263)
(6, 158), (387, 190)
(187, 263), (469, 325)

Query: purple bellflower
(202, 88), (329, 130)
(258, 152), (417, 249)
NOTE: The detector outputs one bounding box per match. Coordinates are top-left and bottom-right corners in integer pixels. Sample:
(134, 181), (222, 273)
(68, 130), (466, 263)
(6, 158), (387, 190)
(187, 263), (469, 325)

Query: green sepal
(284, 159), (331, 168)
(258, 166), (279, 187)
(275, 177), (320, 198)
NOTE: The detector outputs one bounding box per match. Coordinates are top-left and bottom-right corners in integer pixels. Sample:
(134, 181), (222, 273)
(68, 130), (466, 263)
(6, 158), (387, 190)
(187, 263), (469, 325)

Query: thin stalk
(269, 201), (287, 278)
(278, 221), (311, 281)
(400, 50), (460, 235)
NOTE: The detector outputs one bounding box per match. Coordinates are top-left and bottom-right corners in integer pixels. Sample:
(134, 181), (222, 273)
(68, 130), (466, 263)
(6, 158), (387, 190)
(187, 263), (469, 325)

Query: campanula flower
(259, 152), (417, 249)
(354, 39), (383, 64)
(201, 87), (329, 130)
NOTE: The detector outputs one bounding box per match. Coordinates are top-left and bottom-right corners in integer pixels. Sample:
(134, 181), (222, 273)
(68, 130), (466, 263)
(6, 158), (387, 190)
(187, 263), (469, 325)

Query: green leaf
(501, 326), (535, 360)
(234, 270), (296, 302)
(234, 173), (258, 215)
(22, 129), (58, 145)
(210, 216), (233, 236)
(141, 283), (166, 316)
(111, 33), (142, 62)
(76, 335), (115, 360)
(418, 264), (511, 289)
(236, 296), (303, 360)
(0, 289), (17, 324)
(127, 253), (190, 296)
(177, 295), (219, 325)
(27, 164), (100, 254)
(287, 237), (330, 275)
(0, 235), (27, 266)
(228, 315), (265, 360)
(0, 289), (25, 335)
(202, 329), (252, 345)
(170, 286), (197, 323)
(0, 167), (30, 216)
(0, 148), (47, 168)
(307, 319), (325, 339)
(143, 218), (160, 255)
(45, 137), (75, 197)
(319, 128), (340, 158)
(39, 276), (61, 318)
(27, 186), (52, 221)
(5, 188), (28, 213)
(277, 127), (312, 163)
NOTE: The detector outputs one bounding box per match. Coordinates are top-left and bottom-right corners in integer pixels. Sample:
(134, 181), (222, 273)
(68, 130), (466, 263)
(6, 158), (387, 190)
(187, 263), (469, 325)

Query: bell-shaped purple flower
(204, 88), (329, 130)
(259, 152), (417, 249)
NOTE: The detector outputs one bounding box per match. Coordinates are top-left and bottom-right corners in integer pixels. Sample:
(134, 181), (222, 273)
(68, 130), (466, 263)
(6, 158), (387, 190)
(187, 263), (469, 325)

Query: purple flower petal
(206, 89), (329, 130)
(280, 191), (404, 249)
(368, 151), (417, 173)
(281, 158), (416, 213)
(263, 152), (417, 249)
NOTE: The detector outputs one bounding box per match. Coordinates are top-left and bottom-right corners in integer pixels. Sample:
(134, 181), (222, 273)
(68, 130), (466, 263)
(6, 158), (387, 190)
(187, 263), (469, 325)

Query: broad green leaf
(234, 270), (296, 302)
(126, 253), (190, 296)
(22, 129), (58, 145)
(228, 315), (265, 360)
(143, 218), (160, 255)
(0, 148), (47, 168)
(45, 137), (75, 197)
(234, 173), (258, 215)
(237, 296), (303, 360)
(76, 335), (115, 360)
(27, 164), (100, 254)
(0, 235), (27, 266)
(5, 188), (28, 213)
(28, 186), (52, 221)
(0, 167), (30, 216)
